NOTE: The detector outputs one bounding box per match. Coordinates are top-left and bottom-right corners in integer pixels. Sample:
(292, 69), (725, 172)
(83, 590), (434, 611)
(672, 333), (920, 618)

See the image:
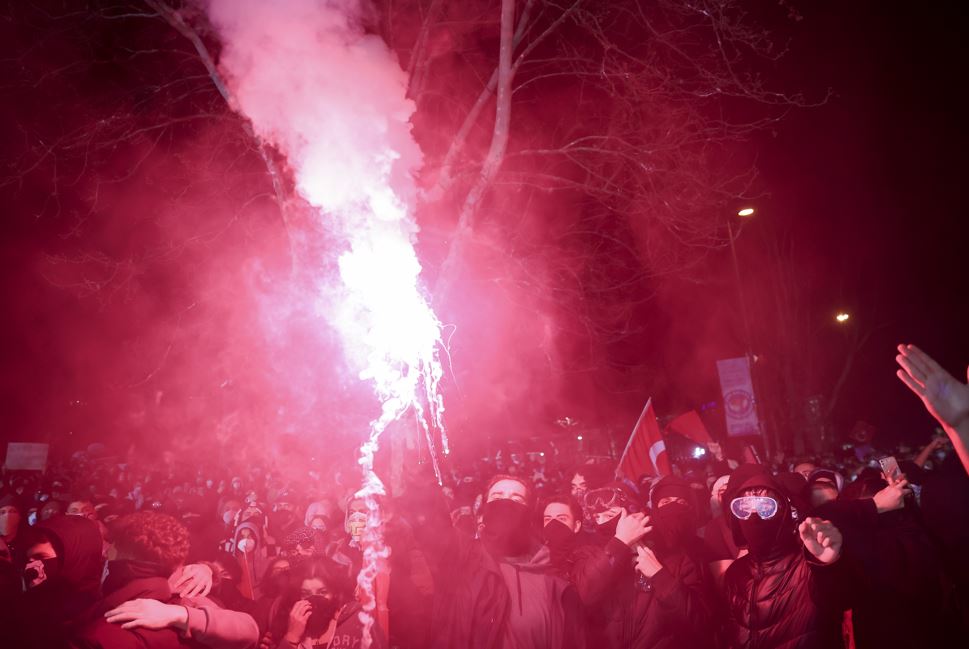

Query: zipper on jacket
(748, 567), (760, 649)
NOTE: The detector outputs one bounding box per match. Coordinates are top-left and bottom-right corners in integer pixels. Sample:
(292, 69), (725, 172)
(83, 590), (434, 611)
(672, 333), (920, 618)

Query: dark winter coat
(722, 548), (845, 649)
(571, 536), (716, 649)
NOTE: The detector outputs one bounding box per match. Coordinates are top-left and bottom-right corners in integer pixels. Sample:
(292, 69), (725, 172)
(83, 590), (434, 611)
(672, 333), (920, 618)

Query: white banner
(717, 357), (761, 438)
(4, 442), (49, 471)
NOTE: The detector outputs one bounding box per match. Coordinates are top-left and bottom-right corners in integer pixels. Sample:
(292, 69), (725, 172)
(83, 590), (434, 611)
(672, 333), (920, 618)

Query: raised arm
(896, 344), (969, 475)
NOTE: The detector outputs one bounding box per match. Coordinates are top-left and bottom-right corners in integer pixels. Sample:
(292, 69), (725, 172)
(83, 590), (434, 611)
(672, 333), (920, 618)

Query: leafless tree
(0, 0), (811, 446)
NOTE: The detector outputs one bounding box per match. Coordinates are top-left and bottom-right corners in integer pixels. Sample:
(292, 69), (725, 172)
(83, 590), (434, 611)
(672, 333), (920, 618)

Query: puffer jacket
(723, 548), (845, 649)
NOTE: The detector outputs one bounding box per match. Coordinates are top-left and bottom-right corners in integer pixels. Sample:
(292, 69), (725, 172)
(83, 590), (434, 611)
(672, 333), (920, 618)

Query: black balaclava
(649, 476), (697, 550)
(481, 499), (532, 557)
(725, 466), (799, 561)
(735, 489), (797, 560)
(652, 502), (695, 550)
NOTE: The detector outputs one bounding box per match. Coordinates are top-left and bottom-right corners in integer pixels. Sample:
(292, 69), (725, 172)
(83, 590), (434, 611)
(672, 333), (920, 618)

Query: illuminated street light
(577, 435), (583, 441)
(728, 204), (774, 459)
(836, 312), (850, 323)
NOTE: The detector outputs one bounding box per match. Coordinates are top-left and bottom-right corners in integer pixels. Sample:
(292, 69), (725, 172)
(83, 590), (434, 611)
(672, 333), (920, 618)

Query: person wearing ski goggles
(721, 470), (847, 649)
(729, 494), (780, 521)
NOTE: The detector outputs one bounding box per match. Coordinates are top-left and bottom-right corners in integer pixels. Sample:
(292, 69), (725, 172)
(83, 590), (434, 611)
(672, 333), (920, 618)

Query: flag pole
(615, 398), (652, 479)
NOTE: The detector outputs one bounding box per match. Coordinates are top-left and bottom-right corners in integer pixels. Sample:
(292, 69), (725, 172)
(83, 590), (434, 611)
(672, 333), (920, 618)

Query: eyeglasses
(729, 496), (779, 520)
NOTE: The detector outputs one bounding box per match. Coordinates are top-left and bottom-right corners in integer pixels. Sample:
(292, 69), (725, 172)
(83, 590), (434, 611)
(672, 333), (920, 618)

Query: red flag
(667, 410), (713, 445)
(617, 399), (671, 479)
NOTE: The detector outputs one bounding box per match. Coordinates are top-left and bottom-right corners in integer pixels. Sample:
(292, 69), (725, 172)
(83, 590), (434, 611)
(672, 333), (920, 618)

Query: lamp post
(726, 207), (773, 460)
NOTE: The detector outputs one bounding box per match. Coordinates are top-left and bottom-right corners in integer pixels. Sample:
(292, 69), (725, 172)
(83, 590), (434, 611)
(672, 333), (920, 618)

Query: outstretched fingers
(896, 352), (928, 385)
(896, 369), (926, 397)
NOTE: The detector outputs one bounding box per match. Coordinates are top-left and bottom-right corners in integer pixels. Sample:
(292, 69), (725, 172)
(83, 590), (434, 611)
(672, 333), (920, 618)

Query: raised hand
(614, 508), (652, 547)
(171, 562), (213, 599)
(634, 544), (663, 578)
(285, 599), (312, 644)
(798, 517), (842, 565)
(105, 598), (188, 631)
(896, 344), (969, 431)
(872, 474), (911, 513)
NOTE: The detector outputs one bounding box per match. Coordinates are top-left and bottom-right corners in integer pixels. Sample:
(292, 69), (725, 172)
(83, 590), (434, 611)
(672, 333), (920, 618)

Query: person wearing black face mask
(265, 558), (386, 649)
(540, 496), (596, 579)
(722, 464), (849, 649)
(407, 473), (586, 649)
(571, 481), (716, 649)
(12, 515), (103, 649)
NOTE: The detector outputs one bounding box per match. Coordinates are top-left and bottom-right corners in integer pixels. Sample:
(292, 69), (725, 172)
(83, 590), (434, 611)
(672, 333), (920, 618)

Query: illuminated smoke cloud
(205, 0), (446, 643)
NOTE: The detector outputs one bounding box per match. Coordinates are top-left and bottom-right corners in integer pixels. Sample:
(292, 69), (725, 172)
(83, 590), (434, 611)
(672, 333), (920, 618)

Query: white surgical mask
(237, 537), (256, 553)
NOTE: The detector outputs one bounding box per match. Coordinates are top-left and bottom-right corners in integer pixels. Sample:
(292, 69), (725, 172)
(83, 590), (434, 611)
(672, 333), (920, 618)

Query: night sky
(0, 1), (966, 461)
(751, 0), (969, 445)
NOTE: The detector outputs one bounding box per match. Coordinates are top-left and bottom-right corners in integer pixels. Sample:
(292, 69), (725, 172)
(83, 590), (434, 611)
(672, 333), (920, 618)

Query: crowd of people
(0, 344), (967, 648)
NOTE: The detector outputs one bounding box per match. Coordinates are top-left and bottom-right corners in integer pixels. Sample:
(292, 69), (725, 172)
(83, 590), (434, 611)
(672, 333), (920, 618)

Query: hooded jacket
(232, 520), (268, 599)
(408, 482), (585, 649)
(14, 514), (104, 649)
(432, 536), (585, 649)
(721, 466), (847, 649)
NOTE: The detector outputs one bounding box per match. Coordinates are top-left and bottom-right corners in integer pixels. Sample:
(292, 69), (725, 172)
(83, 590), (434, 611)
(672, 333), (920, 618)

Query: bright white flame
(205, 2), (447, 645)
(737, 207), (755, 217)
(836, 312), (850, 323)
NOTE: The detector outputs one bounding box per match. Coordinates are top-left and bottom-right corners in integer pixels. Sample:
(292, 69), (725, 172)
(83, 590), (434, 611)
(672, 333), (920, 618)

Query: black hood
(38, 514), (103, 594)
(723, 465), (795, 550)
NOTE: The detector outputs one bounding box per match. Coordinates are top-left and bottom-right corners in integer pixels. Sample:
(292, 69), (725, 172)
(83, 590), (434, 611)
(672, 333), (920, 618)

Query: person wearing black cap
(806, 468), (844, 510)
(571, 480), (716, 649)
(721, 464), (848, 649)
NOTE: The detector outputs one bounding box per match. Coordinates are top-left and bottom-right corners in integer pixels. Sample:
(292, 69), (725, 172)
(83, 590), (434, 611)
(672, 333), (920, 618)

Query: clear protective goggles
(729, 495), (779, 521)
(584, 487), (626, 513)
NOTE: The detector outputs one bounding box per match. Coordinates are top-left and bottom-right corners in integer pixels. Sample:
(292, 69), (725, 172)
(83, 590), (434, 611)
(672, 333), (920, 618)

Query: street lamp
(835, 312), (850, 323)
(727, 206), (773, 459)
